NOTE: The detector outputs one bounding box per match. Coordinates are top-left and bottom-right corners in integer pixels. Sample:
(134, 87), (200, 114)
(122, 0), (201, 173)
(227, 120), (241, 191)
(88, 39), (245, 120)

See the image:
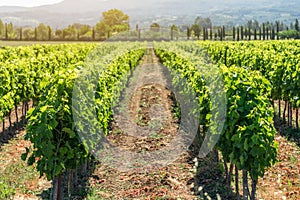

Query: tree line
(187, 18), (300, 41)
(0, 9), (129, 41)
(0, 10), (299, 41)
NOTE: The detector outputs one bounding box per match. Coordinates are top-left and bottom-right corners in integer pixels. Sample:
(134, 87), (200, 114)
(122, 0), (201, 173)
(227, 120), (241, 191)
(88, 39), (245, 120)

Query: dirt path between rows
(88, 46), (205, 199)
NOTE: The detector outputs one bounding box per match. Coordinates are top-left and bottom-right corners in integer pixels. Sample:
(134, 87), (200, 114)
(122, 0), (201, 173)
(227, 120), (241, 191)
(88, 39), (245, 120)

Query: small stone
(198, 186), (203, 192)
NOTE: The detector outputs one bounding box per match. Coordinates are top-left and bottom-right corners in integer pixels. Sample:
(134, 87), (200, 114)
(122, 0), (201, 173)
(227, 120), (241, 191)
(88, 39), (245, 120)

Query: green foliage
(279, 30), (300, 39)
(22, 27), (35, 40)
(201, 39), (300, 175)
(194, 16), (212, 29)
(0, 40), (296, 195)
(24, 69), (89, 180)
(202, 40), (300, 109)
(295, 19), (299, 32)
(96, 9), (130, 38)
(219, 65), (277, 180)
(36, 23), (49, 40)
(63, 24), (78, 40)
(150, 22), (160, 32)
(0, 43), (96, 184)
(154, 41), (278, 182)
(95, 49), (145, 134)
(0, 19), (4, 36)
(0, 44), (94, 124)
(20, 42), (145, 181)
(153, 44), (209, 127)
(5, 22), (15, 39)
(171, 25), (179, 40)
(78, 24), (92, 37)
(171, 24), (179, 32)
(0, 179), (15, 199)
(191, 24), (201, 39)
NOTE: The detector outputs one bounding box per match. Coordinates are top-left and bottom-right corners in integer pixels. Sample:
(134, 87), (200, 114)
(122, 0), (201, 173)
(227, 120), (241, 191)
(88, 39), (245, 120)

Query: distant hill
(0, 0), (299, 28)
(0, 6), (29, 13)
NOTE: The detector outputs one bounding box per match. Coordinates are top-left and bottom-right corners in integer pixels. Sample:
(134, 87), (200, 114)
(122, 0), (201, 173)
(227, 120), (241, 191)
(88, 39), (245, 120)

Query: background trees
(171, 24), (179, 40)
(194, 16), (212, 29)
(150, 22), (160, 32)
(77, 24), (92, 39)
(62, 24), (77, 40)
(191, 24), (201, 39)
(295, 19), (299, 32)
(36, 23), (49, 40)
(0, 19), (4, 38)
(0, 8), (130, 41)
(6, 22), (15, 39)
(278, 18), (300, 39)
(96, 9), (130, 39)
(0, 10), (299, 41)
(23, 28), (35, 40)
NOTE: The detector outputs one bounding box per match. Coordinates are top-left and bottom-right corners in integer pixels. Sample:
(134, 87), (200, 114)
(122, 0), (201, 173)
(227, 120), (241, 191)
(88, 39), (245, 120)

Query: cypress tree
(5, 23), (8, 40)
(62, 30), (65, 40)
(35, 27), (37, 40)
(259, 27), (262, 40)
(233, 26), (236, 41)
(20, 27), (22, 40)
(271, 27), (275, 40)
(276, 22), (280, 40)
(263, 23), (265, 40)
(92, 28), (95, 40)
(295, 19), (299, 32)
(48, 26), (52, 40)
(241, 26), (244, 40)
(248, 27), (251, 40)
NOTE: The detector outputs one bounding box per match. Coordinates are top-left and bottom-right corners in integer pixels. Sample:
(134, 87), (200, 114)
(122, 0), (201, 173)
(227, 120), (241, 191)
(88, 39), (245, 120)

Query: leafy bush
(0, 179), (15, 199)
(279, 30), (300, 39)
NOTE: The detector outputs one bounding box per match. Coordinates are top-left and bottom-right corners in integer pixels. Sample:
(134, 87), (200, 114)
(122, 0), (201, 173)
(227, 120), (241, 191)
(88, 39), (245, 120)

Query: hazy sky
(0, 0), (63, 7)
